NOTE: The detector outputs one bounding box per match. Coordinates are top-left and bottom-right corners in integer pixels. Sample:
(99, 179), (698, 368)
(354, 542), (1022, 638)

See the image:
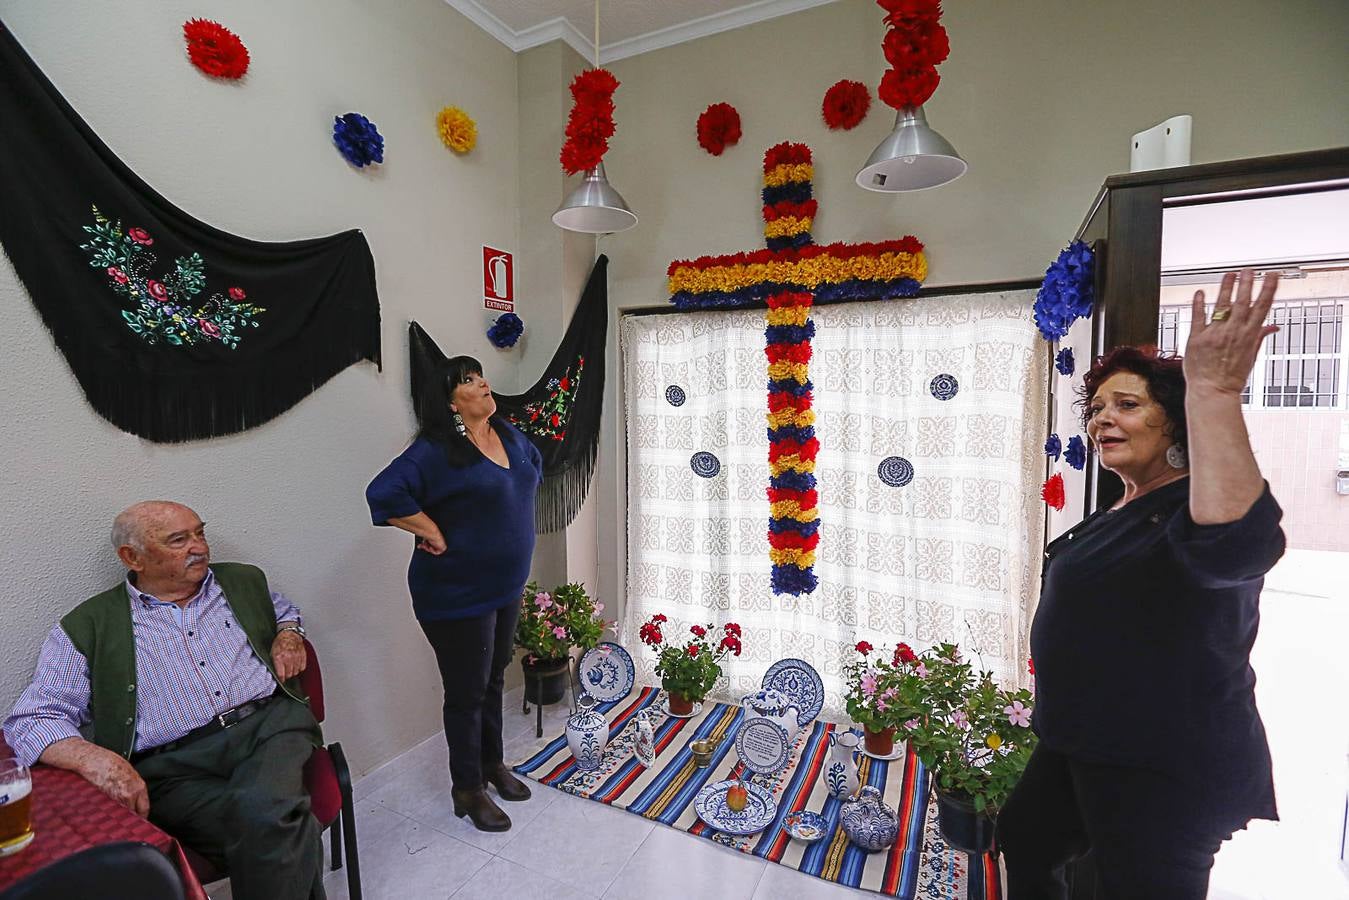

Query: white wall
(583, 0), (1349, 636)
(0, 0), (521, 775)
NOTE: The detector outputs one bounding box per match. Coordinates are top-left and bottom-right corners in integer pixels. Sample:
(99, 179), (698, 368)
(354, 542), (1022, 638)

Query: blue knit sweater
(366, 422), (542, 620)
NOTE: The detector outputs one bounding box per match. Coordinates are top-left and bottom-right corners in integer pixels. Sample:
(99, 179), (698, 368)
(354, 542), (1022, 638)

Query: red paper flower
(183, 19), (250, 80)
(696, 102), (742, 156)
(855, 641), (874, 655)
(879, 66), (941, 110)
(874, 0), (947, 111)
(1041, 473), (1066, 511)
(559, 68), (620, 174)
(822, 80), (871, 130)
(763, 142), (812, 170)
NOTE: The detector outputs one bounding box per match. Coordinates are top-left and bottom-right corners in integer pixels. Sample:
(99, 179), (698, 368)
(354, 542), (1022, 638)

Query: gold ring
(1211, 308), (1232, 322)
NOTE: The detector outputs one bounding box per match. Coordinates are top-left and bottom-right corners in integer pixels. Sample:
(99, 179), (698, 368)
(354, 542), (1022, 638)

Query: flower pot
(666, 689), (695, 716)
(863, 725), (896, 757)
(522, 657), (569, 707)
(933, 787), (996, 854)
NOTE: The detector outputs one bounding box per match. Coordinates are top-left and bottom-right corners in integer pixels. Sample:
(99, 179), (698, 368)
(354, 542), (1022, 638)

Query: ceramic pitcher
(566, 694), (608, 771)
(822, 729), (861, 799)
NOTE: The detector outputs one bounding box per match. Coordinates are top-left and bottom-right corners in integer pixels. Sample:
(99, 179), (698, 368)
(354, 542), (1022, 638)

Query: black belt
(130, 692), (278, 763)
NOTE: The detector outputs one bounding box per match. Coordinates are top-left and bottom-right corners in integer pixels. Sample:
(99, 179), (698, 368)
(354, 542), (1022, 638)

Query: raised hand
(1183, 269), (1280, 397)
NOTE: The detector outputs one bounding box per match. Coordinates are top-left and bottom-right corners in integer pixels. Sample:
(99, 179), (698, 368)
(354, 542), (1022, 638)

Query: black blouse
(1030, 477), (1284, 830)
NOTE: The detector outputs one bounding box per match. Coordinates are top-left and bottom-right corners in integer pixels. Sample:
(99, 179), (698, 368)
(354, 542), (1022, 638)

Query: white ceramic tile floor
(204, 686), (883, 899)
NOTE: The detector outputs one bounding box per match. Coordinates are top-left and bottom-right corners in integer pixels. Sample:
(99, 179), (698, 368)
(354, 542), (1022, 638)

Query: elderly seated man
(3, 501), (325, 900)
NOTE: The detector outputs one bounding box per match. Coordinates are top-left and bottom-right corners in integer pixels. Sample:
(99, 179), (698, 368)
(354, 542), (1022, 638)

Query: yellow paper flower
(437, 106), (477, 153)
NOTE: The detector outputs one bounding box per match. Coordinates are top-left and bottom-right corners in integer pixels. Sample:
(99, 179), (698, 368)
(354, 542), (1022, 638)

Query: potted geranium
(901, 643), (1037, 853)
(516, 582), (606, 706)
(843, 641), (926, 756)
(638, 614), (742, 715)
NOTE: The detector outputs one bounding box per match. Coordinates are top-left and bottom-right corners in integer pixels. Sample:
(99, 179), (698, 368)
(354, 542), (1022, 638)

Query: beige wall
(0, 0), (521, 775)
(586, 0), (1349, 629)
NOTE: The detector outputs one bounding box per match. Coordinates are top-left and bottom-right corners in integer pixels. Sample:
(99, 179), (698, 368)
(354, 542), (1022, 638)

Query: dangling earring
(1165, 443), (1187, 469)
(453, 412), (467, 437)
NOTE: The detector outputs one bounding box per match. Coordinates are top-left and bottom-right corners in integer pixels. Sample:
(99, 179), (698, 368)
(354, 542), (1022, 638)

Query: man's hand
(39, 738), (149, 817)
(271, 629), (308, 681)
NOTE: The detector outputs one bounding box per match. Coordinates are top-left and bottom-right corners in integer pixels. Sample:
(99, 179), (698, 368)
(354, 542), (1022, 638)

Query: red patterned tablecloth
(0, 765), (207, 900)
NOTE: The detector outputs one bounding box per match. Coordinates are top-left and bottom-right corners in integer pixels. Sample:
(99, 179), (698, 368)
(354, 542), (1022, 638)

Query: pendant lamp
(553, 1), (637, 234)
(856, 105), (967, 193)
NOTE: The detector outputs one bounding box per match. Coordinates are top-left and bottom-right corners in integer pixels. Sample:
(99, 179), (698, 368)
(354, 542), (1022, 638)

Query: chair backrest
(0, 841), (185, 900)
(299, 637), (325, 723)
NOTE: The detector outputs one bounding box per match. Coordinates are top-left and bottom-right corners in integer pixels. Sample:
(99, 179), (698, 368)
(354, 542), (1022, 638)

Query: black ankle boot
(451, 787), (511, 832)
(485, 764), (532, 801)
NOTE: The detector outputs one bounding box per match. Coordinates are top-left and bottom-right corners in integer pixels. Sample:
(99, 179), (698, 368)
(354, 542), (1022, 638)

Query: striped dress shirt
(3, 570), (300, 766)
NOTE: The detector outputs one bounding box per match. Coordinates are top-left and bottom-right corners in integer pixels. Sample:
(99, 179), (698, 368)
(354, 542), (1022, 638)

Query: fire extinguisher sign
(482, 246), (514, 312)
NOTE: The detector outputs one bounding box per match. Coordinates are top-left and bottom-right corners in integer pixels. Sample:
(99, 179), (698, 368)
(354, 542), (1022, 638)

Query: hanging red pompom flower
(873, 0), (946, 111)
(822, 79), (871, 130)
(696, 102), (742, 156)
(559, 68), (620, 175)
(183, 19), (250, 80)
(1041, 473), (1066, 511)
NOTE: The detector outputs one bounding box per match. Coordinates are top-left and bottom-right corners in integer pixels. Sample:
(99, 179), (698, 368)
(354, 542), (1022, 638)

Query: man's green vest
(60, 562), (307, 759)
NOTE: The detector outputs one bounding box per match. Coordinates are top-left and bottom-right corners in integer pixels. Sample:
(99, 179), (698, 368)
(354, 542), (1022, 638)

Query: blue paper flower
(333, 112), (384, 168)
(1033, 241), (1095, 341)
(487, 312), (524, 348)
(1065, 435), (1087, 470)
(1055, 347), (1075, 377)
(1044, 433), (1061, 461)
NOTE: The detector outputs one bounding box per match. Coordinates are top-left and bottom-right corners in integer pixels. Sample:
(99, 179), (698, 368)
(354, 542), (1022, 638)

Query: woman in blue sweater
(366, 355), (542, 832)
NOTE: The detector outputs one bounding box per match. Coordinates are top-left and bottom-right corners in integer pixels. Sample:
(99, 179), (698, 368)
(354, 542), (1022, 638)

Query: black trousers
(136, 696), (325, 900)
(997, 744), (1229, 900)
(419, 599), (521, 791)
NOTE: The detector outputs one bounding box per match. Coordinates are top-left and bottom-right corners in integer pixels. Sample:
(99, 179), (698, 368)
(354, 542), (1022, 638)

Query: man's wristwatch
(277, 622), (306, 638)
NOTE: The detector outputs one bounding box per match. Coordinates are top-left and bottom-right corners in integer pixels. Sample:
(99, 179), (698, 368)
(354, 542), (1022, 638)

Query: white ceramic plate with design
(694, 779), (777, 835)
(761, 657), (824, 728)
(577, 642), (635, 703)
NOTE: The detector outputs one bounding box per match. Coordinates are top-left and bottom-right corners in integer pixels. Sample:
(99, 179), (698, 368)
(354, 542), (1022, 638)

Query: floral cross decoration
(79, 207), (264, 349)
(666, 144), (927, 596)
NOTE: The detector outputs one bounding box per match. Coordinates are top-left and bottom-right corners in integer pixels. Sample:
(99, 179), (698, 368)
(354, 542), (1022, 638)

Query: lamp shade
(552, 162), (638, 234)
(856, 106), (967, 193)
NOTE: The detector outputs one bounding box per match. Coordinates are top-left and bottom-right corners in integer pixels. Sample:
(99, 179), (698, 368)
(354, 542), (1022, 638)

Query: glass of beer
(0, 759), (34, 856)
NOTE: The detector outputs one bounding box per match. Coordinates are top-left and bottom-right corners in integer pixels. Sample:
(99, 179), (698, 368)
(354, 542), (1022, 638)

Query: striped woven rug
(513, 687), (1001, 898)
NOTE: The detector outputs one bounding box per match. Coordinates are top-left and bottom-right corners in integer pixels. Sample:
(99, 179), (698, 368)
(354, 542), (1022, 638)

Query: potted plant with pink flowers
(902, 642), (1037, 853)
(516, 581), (606, 706)
(843, 640), (927, 756)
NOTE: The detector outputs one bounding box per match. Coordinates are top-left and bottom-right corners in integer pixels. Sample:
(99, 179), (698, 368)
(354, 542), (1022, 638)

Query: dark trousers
(997, 744), (1229, 900)
(419, 599), (521, 791)
(135, 695), (325, 900)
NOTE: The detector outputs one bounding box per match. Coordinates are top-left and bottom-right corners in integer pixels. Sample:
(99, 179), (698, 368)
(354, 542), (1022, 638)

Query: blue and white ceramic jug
(822, 730), (861, 799)
(566, 694), (608, 771)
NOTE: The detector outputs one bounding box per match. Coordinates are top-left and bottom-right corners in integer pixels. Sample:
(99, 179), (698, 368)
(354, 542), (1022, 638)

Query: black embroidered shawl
(410, 255), (609, 533)
(0, 19), (381, 442)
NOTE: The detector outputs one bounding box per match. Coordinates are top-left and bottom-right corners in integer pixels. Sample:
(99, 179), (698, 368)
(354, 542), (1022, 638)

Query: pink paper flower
(1005, 701), (1031, 728)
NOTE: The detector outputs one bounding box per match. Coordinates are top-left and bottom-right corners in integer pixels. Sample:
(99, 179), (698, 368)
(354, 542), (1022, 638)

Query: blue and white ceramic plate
(735, 716), (791, 776)
(577, 642), (635, 703)
(694, 780), (777, 835)
(783, 810), (829, 843)
(762, 658), (824, 728)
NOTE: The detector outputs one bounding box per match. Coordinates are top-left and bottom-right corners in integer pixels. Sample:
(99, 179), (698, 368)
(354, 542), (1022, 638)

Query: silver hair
(110, 501), (184, 553)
